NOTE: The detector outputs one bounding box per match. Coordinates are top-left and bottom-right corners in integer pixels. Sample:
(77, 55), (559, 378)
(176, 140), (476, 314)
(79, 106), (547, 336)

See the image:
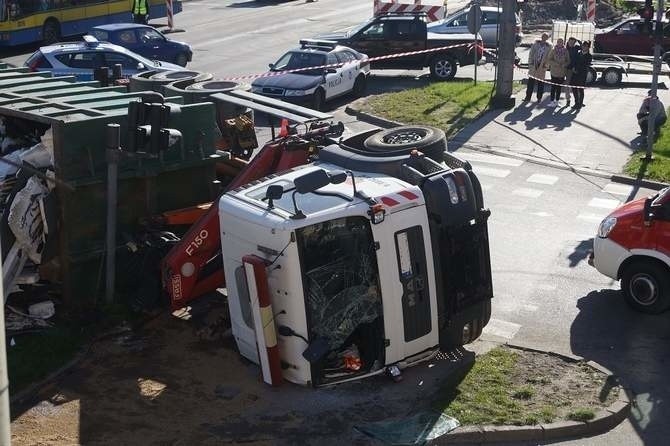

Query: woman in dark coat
(571, 41), (592, 109)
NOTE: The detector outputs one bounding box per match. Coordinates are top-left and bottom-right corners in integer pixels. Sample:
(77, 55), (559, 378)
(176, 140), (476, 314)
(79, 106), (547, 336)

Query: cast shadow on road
(570, 289), (670, 445)
(567, 238), (593, 268)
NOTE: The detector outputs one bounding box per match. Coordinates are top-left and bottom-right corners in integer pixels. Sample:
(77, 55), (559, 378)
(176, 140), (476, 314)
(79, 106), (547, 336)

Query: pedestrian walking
(523, 33), (552, 103)
(564, 37), (580, 106)
(546, 38), (570, 107)
(637, 92), (667, 142)
(571, 41), (592, 109)
(132, 0), (150, 24)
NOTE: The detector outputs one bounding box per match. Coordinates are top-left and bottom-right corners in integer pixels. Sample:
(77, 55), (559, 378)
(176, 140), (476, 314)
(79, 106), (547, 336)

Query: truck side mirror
(294, 169), (331, 193)
(302, 337), (331, 364)
(266, 184), (284, 209)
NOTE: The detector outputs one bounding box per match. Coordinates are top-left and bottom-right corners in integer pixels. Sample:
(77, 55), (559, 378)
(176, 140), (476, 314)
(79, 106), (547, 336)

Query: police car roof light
(83, 35), (99, 47)
(299, 39), (337, 50)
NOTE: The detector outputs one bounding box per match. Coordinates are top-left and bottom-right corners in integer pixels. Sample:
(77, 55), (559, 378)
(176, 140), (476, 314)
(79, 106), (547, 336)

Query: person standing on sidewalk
(571, 41), (592, 109)
(132, 0), (150, 24)
(546, 38), (570, 107)
(564, 37), (580, 106)
(523, 33), (552, 103)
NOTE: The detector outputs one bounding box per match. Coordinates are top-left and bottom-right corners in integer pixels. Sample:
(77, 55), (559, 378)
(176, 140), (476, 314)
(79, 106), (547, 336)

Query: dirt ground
(508, 347), (619, 421)
(10, 310), (472, 446)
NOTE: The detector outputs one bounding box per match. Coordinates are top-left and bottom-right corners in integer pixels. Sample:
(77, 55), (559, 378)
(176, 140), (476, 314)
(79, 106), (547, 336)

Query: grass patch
(362, 81), (496, 137)
(567, 408), (596, 422)
(433, 346), (615, 426)
(624, 110), (670, 183)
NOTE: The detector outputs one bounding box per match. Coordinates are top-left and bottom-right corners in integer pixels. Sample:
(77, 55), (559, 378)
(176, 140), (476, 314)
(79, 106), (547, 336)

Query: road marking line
(512, 187), (544, 198)
(602, 183), (634, 196)
(522, 304), (538, 312)
(577, 212), (608, 222)
(456, 152), (524, 167)
(588, 197), (621, 210)
(537, 284), (557, 291)
(480, 184), (494, 191)
(482, 318), (522, 341)
(472, 166), (511, 178)
(526, 173), (559, 185)
(530, 211), (553, 217)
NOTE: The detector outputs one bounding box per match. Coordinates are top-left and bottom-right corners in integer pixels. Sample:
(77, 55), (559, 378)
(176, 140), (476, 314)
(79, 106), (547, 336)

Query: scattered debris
(355, 411), (460, 445)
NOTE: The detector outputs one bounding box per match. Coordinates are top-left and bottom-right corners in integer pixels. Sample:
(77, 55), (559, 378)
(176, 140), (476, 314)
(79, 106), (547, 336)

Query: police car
(251, 40), (370, 110)
(24, 35), (182, 82)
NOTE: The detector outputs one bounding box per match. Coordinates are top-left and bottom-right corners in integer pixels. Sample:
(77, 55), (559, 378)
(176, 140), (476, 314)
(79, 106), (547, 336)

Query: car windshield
(346, 18), (375, 36)
(91, 29), (109, 41)
(271, 51), (326, 75)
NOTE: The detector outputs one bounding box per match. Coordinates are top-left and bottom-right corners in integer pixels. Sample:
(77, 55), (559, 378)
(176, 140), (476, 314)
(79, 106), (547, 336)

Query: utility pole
(644, 0), (665, 161)
(0, 241), (10, 445)
(492, 0), (517, 108)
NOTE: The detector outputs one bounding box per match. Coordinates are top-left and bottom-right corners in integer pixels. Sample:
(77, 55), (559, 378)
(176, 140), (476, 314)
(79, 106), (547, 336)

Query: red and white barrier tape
(219, 42), (480, 81)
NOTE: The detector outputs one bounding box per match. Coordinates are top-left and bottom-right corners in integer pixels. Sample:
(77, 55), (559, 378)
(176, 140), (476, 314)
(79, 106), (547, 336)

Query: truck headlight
(598, 216), (617, 238)
(284, 89), (307, 96)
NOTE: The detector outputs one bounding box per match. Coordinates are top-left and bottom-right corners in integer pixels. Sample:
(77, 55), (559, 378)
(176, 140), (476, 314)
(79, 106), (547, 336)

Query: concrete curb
(345, 103), (669, 190)
(431, 343), (631, 444)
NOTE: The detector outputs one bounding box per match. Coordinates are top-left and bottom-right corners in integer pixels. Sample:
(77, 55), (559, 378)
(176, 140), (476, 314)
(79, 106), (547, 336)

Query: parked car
(24, 36), (182, 81)
(317, 13), (482, 81)
(90, 23), (193, 67)
(251, 40), (370, 110)
(426, 6), (522, 48)
(594, 17), (670, 55)
(589, 186), (670, 313)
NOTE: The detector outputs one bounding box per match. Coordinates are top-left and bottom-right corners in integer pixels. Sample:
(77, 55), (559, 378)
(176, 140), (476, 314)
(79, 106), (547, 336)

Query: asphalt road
(3, 1), (670, 445)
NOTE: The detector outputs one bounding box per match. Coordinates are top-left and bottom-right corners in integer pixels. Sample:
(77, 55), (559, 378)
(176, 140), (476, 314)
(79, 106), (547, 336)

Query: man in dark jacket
(571, 41), (592, 109)
(638, 92), (667, 142)
(564, 37), (580, 106)
(132, 0), (150, 24)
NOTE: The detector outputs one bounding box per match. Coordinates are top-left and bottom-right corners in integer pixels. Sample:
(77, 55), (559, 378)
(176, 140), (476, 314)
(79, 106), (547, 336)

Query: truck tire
(430, 55), (457, 81)
(363, 125), (447, 159)
(621, 260), (670, 314)
(602, 68), (623, 87)
(585, 67), (597, 85)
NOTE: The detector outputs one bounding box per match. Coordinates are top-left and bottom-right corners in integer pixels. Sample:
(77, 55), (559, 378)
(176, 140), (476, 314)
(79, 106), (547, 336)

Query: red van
(590, 187), (670, 313)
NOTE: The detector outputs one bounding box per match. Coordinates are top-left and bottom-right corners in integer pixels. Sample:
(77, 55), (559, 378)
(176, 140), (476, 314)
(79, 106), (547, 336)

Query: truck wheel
(312, 88), (325, 111)
(43, 19), (61, 45)
(585, 67), (597, 85)
(429, 55), (457, 81)
(602, 68), (623, 87)
(353, 74), (367, 98)
(621, 260), (670, 314)
(363, 125), (447, 159)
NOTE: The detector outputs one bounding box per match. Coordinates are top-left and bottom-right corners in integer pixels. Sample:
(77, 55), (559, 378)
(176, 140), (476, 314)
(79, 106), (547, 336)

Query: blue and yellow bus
(0, 0), (182, 47)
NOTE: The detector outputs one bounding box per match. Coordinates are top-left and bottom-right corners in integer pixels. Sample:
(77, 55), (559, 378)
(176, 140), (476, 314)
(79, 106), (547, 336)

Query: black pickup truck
(316, 14), (482, 81)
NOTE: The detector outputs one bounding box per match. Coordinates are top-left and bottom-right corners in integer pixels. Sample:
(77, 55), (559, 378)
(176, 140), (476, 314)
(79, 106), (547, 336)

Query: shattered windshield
(297, 216), (383, 351)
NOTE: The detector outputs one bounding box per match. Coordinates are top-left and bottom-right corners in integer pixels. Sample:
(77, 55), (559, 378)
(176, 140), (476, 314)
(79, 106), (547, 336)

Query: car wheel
(602, 67), (623, 87)
(429, 55), (457, 81)
(585, 67), (597, 85)
(363, 125), (447, 160)
(43, 19), (61, 45)
(621, 260), (670, 314)
(353, 74), (367, 98)
(175, 53), (189, 67)
(311, 88), (325, 111)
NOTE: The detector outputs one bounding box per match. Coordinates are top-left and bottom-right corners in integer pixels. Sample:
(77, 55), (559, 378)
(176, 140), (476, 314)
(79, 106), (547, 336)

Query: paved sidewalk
(451, 83), (669, 176)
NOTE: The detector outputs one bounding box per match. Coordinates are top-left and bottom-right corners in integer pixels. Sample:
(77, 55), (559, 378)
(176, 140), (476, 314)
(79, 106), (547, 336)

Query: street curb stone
(346, 102), (670, 190)
(429, 345), (630, 444)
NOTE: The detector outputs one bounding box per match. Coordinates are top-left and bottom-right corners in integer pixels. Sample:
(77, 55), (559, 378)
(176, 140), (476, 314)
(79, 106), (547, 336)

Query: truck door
(377, 207), (437, 363)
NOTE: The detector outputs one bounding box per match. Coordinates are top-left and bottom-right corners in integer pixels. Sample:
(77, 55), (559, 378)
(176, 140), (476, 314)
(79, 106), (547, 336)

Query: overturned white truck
(220, 125), (493, 387)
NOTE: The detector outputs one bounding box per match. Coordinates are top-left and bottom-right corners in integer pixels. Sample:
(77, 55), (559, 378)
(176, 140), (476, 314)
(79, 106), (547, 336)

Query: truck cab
(220, 144), (492, 386)
(591, 187), (670, 313)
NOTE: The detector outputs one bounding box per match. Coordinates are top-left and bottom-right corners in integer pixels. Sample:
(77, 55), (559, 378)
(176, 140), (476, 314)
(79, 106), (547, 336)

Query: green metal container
(0, 68), (222, 306)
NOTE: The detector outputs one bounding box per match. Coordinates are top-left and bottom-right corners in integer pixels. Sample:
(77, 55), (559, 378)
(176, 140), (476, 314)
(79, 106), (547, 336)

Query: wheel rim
(604, 70), (619, 85)
(383, 130), (427, 145)
(434, 59), (453, 78)
(629, 273), (658, 306)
